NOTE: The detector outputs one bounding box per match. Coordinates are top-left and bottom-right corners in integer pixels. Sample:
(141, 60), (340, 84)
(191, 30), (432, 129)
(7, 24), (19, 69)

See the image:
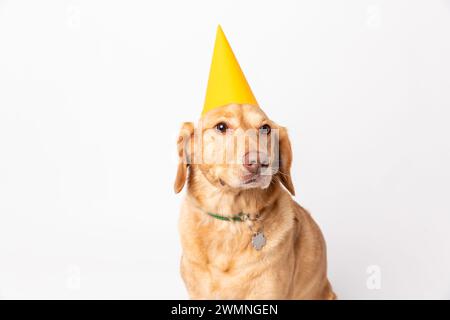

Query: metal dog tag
(252, 231), (266, 250)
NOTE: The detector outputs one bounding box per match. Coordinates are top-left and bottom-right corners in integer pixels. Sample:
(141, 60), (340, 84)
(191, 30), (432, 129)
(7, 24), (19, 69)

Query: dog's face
(174, 104), (295, 195)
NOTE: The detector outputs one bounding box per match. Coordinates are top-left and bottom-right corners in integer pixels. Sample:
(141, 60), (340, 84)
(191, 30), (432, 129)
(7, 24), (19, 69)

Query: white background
(1, 0), (449, 299)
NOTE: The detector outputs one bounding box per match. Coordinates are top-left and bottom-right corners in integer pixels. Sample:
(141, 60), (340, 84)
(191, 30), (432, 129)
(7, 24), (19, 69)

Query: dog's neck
(186, 166), (281, 218)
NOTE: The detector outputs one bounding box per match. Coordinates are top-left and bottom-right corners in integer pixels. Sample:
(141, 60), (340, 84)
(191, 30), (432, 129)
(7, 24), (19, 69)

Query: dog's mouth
(241, 173), (259, 184)
(244, 177), (258, 184)
(218, 168), (273, 190)
(218, 175), (261, 188)
(240, 173), (272, 188)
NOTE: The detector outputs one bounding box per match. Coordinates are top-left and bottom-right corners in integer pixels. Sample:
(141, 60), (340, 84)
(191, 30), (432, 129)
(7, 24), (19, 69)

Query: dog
(175, 103), (336, 299)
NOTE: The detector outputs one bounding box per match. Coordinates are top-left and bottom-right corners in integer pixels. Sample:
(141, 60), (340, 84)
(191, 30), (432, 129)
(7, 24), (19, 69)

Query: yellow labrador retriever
(175, 103), (335, 299)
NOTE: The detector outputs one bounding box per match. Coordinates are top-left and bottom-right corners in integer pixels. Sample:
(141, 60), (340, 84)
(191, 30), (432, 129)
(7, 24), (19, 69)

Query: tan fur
(175, 104), (336, 299)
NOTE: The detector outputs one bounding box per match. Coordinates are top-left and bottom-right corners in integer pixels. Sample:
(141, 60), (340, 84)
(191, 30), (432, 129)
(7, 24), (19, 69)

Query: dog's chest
(204, 231), (254, 266)
(198, 243), (290, 299)
(181, 221), (297, 298)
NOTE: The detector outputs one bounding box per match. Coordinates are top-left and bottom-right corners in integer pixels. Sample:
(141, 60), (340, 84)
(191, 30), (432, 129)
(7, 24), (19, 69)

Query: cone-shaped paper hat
(202, 25), (258, 115)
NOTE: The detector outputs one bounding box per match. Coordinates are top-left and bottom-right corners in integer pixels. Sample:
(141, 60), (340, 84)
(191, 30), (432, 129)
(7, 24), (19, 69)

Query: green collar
(206, 212), (248, 222)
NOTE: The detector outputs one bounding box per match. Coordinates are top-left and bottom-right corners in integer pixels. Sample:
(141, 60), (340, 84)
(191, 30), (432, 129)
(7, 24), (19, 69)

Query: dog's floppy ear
(174, 122), (194, 194)
(277, 127), (295, 196)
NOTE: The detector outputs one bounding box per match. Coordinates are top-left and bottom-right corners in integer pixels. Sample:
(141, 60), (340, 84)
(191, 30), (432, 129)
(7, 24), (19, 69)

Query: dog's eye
(215, 122), (228, 134)
(259, 124), (271, 134)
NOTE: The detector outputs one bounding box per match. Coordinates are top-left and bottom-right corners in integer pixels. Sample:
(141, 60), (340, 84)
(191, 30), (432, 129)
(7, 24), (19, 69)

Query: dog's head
(174, 104), (295, 196)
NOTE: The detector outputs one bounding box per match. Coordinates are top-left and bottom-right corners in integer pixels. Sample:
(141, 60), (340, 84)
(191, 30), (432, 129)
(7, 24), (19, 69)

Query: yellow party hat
(202, 25), (258, 115)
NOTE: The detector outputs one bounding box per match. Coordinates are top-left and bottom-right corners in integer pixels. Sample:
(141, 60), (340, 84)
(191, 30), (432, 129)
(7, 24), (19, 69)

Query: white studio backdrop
(1, 0), (450, 299)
